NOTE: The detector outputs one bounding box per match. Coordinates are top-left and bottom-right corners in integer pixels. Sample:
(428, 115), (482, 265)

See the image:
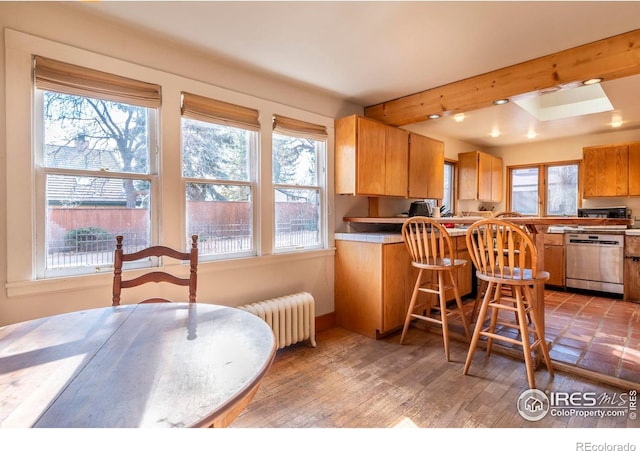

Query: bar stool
(400, 216), (471, 361)
(463, 218), (554, 389)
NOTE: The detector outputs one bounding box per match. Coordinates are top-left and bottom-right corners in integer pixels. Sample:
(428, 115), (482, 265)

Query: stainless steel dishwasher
(565, 232), (624, 294)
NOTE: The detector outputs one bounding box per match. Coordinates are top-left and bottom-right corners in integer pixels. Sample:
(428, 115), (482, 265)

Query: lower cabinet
(335, 236), (472, 339)
(335, 241), (412, 338)
(543, 233), (565, 288)
(624, 236), (640, 303)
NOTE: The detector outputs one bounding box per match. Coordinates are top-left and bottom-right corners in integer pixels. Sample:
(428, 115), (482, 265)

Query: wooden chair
(112, 235), (199, 306)
(470, 211), (531, 325)
(463, 219), (554, 389)
(400, 217), (471, 361)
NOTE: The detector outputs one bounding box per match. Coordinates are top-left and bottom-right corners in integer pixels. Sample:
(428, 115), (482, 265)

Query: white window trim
(5, 29), (334, 297)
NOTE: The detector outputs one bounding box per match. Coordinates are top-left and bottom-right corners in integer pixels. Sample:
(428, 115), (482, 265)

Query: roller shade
(181, 92), (260, 131)
(34, 56), (161, 108)
(272, 114), (327, 139)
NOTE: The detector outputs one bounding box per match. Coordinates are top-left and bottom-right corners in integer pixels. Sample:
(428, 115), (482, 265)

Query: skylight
(513, 83), (613, 121)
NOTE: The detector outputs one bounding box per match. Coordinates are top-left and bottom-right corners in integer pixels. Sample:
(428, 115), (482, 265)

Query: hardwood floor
(232, 321), (638, 428)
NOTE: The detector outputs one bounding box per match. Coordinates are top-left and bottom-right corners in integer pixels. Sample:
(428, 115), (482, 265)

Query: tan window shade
(181, 92), (260, 131)
(272, 114), (327, 139)
(34, 56), (161, 109)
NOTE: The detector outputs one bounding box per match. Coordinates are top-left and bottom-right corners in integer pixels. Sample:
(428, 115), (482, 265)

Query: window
(508, 162), (580, 216)
(34, 56), (160, 277)
(442, 161), (455, 215)
(181, 93), (259, 259)
(272, 115), (326, 251)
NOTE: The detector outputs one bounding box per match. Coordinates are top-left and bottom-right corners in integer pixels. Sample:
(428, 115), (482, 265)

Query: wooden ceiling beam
(364, 29), (640, 127)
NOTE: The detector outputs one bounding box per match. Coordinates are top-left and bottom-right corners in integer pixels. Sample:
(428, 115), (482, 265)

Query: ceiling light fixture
(527, 130), (537, 139)
(490, 128), (500, 138)
(428, 113), (441, 119)
(493, 99), (509, 105)
(454, 113), (465, 122)
(582, 77), (604, 86)
(611, 116), (623, 128)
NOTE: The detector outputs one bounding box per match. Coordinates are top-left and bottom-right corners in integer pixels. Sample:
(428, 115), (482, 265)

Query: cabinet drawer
(543, 233), (564, 246)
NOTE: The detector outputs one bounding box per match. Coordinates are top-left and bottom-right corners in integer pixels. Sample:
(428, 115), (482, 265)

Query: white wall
(0, 2), (361, 325)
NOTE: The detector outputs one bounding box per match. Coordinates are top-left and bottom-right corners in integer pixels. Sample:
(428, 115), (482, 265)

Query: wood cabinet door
(629, 142), (640, 196)
(490, 155), (503, 202)
(544, 245), (564, 287)
(385, 126), (409, 197)
(477, 152), (493, 201)
(356, 117), (386, 196)
(583, 145), (628, 197)
(458, 151), (479, 200)
(408, 133), (444, 199)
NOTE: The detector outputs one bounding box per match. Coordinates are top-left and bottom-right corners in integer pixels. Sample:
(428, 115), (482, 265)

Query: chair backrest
(402, 216), (455, 267)
(465, 219), (537, 280)
(112, 235), (198, 306)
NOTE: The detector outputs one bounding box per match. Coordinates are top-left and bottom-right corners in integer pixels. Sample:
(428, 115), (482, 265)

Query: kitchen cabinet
(624, 235), (640, 303)
(543, 233), (565, 287)
(582, 142), (640, 197)
(458, 150), (503, 202)
(335, 240), (413, 338)
(335, 114), (408, 197)
(335, 234), (472, 339)
(408, 133), (444, 199)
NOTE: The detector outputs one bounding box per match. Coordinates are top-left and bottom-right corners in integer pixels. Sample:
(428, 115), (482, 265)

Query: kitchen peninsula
(336, 215), (633, 340)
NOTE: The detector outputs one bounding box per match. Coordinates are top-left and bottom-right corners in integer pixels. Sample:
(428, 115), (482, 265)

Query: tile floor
(463, 289), (640, 384)
(542, 289), (640, 383)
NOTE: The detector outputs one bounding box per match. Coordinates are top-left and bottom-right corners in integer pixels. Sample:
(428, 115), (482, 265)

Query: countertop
(335, 228), (467, 244)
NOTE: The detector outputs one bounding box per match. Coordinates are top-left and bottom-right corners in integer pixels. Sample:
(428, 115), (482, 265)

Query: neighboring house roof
(45, 144), (141, 206)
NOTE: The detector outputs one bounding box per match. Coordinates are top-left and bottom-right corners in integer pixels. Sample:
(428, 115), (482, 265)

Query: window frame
(506, 160), (582, 216)
(5, 29), (334, 296)
(181, 115), (259, 261)
(271, 129), (327, 253)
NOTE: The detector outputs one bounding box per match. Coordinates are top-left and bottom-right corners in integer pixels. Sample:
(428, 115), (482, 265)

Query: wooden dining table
(0, 302), (277, 428)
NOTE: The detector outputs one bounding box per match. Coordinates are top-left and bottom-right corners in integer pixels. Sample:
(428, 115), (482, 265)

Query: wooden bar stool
(463, 218), (554, 389)
(400, 217), (471, 361)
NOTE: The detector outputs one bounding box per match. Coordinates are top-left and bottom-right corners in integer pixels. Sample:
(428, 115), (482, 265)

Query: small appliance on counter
(577, 206), (629, 218)
(408, 201), (432, 217)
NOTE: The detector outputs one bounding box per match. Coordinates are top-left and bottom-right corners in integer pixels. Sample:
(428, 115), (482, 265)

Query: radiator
(239, 292), (317, 349)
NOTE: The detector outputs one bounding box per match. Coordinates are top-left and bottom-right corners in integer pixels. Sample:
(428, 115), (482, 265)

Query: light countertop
(335, 228), (468, 244)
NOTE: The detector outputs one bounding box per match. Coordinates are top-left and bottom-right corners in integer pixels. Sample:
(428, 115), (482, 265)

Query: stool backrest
(402, 216), (455, 266)
(465, 218), (537, 280)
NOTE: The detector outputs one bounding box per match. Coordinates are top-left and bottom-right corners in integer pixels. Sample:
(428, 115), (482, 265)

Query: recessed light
(527, 130), (537, 139)
(582, 77), (603, 86)
(490, 128), (500, 138)
(611, 116), (623, 128)
(454, 113), (465, 122)
(428, 114), (441, 119)
(493, 99), (509, 105)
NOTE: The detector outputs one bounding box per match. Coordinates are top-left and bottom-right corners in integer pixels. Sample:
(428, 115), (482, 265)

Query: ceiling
(73, 1), (640, 147)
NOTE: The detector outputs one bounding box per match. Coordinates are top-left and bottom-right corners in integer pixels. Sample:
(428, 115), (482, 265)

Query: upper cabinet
(583, 142), (640, 198)
(335, 115), (408, 197)
(458, 150), (503, 202)
(335, 115), (444, 199)
(408, 133), (444, 199)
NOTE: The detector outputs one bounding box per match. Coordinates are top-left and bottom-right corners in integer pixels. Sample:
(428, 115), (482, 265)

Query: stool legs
(463, 279), (554, 389)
